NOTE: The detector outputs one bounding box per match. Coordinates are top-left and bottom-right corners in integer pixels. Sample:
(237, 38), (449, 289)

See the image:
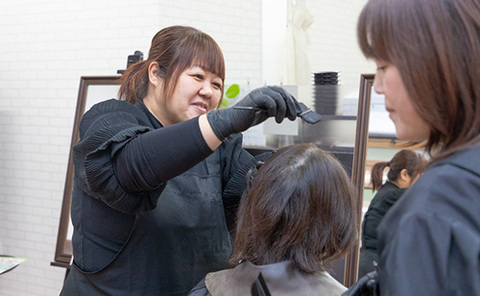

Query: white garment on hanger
(279, 0), (314, 85)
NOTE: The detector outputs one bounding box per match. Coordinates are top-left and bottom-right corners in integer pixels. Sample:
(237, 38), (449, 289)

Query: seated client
(188, 143), (358, 296)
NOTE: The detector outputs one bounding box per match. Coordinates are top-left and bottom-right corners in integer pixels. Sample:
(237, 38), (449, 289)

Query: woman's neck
(143, 97), (168, 126)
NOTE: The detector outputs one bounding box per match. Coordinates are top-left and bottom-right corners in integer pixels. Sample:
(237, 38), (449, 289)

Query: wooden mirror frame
(343, 73), (373, 286)
(52, 76), (121, 269)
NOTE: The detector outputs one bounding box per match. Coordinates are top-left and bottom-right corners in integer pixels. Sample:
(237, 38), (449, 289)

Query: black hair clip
(245, 160), (264, 192)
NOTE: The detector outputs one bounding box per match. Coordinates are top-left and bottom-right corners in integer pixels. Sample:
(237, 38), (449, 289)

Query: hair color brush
(233, 101), (322, 124)
(294, 101), (322, 124)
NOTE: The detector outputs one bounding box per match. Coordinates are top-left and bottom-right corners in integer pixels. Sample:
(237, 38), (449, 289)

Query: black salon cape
(358, 182), (405, 277)
(60, 99), (267, 296)
(377, 146), (480, 295)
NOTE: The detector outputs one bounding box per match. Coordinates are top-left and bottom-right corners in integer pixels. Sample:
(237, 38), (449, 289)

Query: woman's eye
(212, 83), (222, 89)
(376, 65), (388, 72)
(194, 74), (204, 80)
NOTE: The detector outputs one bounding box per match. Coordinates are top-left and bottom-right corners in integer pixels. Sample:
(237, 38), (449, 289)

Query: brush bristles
(298, 109), (322, 124)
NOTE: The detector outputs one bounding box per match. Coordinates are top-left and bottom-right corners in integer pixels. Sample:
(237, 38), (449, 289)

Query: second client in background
(358, 149), (427, 277)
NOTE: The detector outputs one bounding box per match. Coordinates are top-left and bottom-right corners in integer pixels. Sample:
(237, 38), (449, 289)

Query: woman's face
(373, 61), (430, 141)
(158, 65), (223, 125)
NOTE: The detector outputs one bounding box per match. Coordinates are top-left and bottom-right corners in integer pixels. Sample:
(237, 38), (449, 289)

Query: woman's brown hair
(230, 144), (357, 273)
(370, 149), (428, 192)
(357, 0), (480, 162)
(118, 25), (225, 104)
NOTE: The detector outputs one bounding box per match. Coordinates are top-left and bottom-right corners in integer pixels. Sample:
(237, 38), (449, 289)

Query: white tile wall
(0, 0), (373, 295)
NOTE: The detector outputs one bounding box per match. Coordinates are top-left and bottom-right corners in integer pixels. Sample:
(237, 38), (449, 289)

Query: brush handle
(233, 103), (321, 124)
(232, 106), (263, 111)
(234, 102), (306, 114)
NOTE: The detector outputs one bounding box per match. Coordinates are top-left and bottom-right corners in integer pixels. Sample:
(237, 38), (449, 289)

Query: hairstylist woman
(346, 0), (480, 294)
(60, 25), (298, 296)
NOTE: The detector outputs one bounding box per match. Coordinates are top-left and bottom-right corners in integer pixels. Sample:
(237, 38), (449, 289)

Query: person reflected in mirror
(188, 143), (358, 296)
(347, 0), (480, 294)
(358, 150), (427, 278)
(60, 25), (299, 296)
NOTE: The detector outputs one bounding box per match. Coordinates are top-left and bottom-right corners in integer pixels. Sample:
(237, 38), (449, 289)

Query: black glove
(342, 270), (379, 296)
(207, 86), (297, 140)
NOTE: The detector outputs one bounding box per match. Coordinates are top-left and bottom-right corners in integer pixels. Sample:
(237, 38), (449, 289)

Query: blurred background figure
(358, 150), (427, 277)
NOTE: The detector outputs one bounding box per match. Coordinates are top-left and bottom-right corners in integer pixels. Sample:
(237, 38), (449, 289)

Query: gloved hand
(207, 86), (297, 140)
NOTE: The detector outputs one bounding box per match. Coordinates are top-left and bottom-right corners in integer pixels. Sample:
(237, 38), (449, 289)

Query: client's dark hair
(230, 143), (358, 273)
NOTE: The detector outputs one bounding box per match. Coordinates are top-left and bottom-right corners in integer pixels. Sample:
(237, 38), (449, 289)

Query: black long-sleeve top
(62, 99), (268, 296)
(361, 181), (405, 251)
